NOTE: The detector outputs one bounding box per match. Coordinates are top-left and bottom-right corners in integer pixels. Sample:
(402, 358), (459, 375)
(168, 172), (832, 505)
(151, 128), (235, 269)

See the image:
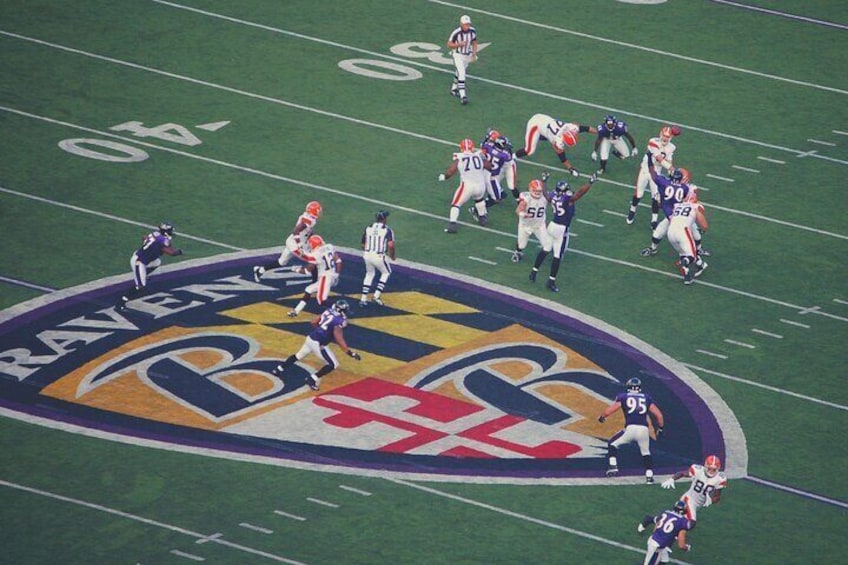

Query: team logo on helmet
(603, 115), (616, 130)
(626, 377), (642, 392)
(158, 222), (175, 237)
(673, 500), (687, 515)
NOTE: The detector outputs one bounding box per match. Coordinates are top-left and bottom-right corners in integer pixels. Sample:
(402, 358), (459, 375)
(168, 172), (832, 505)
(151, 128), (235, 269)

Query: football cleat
(640, 246), (658, 257)
(287, 310), (298, 318)
(646, 476), (655, 484)
(698, 247), (712, 257)
(374, 297), (384, 306)
(695, 261), (709, 277)
(304, 374), (319, 391)
(444, 222), (458, 234)
(637, 523), (646, 534)
(477, 214), (488, 227)
(511, 250), (523, 263)
(252, 266), (262, 282)
(626, 210), (635, 225)
(460, 97), (469, 105)
(605, 467), (619, 477)
(468, 206), (478, 219)
(546, 279), (559, 293)
(359, 300), (368, 307)
(115, 297), (128, 312)
(271, 364), (284, 377)
(450, 87), (459, 97)
(529, 270), (537, 282)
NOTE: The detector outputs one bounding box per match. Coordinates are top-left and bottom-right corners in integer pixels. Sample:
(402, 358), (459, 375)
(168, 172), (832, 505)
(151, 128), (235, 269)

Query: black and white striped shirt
(448, 26), (477, 55)
(362, 222), (394, 255)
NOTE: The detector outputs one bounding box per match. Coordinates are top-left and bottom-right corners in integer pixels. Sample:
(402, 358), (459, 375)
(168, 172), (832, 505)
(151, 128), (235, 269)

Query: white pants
(130, 254), (160, 289)
(452, 52), (473, 82)
(517, 221), (552, 251)
(643, 538), (671, 565)
(668, 223), (698, 258)
(276, 233), (311, 267)
(547, 223), (571, 259)
(362, 252), (392, 285)
(305, 273), (339, 305)
(634, 166), (661, 200)
(610, 424), (651, 456)
(295, 336), (338, 370)
(599, 137), (630, 161)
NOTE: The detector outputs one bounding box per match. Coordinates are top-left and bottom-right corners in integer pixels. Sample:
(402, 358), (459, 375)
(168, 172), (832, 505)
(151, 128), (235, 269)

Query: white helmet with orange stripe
(308, 235), (325, 251)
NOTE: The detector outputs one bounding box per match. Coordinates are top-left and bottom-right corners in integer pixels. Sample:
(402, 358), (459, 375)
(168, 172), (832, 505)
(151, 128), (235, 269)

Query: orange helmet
(308, 235), (325, 251)
(704, 455), (721, 477)
(305, 201), (322, 218)
(529, 179), (544, 197)
(561, 130), (578, 147)
(459, 138), (475, 153)
(677, 167), (691, 184)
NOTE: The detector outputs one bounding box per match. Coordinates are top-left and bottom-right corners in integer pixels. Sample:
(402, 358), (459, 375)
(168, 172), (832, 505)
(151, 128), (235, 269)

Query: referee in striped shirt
(359, 210), (395, 307)
(447, 14), (478, 105)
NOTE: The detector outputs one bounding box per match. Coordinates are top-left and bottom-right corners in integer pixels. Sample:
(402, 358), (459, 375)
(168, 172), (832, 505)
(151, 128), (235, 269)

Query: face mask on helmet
(459, 138), (475, 153)
(604, 115), (616, 130)
(704, 455), (721, 476)
(529, 179), (544, 197)
(308, 235), (325, 250)
(158, 223), (175, 237)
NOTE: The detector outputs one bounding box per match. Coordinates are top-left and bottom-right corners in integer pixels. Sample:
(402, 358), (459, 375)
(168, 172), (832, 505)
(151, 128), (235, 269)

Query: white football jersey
(642, 136), (676, 171)
(669, 201), (703, 229)
(519, 192), (548, 225)
(453, 150), (489, 187)
(684, 464), (727, 508)
(311, 243), (340, 277)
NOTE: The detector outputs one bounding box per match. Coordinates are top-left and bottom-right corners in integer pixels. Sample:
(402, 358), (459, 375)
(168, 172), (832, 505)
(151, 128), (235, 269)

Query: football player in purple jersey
(529, 172), (598, 292)
(597, 376), (665, 483)
(591, 114), (638, 175)
(116, 222), (183, 311)
(640, 154), (693, 257)
(272, 299), (361, 391)
(638, 500), (695, 564)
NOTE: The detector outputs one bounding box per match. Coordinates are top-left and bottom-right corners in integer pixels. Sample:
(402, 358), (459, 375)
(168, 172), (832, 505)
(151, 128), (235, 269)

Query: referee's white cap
(460, 15), (471, 24)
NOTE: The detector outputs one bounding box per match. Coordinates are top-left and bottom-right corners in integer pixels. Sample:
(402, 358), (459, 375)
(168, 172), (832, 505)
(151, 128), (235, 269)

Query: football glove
(541, 171), (550, 182)
(438, 173), (446, 181)
(174, 249), (184, 256)
(631, 147), (639, 157)
(661, 478), (676, 489)
(569, 167), (580, 177)
(589, 173), (598, 184)
(590, 151), (598, 161)
(347, 350), (362, 360)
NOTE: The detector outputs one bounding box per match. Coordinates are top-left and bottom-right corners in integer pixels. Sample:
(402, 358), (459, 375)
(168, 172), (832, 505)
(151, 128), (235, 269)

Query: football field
(1, 1), (846, 563)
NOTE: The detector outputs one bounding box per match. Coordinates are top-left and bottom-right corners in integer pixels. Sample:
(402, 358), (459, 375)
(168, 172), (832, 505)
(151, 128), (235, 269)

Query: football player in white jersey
(659, 455), (728, 522)
(626, 126), (679, 228)
(511, 177), (552, 263)
(438, 138), (492, 233)
(288, 235), (343, 318)
(514, 113), (597, 177)
(254, 200), (322, 282)
(667, 198), (709, 284)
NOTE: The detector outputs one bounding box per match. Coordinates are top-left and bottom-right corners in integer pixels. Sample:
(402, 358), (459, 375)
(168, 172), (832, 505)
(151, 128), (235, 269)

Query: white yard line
(0, 480), (307, 564)
(751, 328), (783, 339)
(731, 165), (760, 173)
